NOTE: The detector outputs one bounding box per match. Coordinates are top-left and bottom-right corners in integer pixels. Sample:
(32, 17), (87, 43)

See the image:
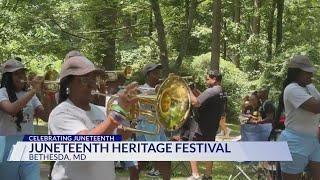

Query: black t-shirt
(195, 85), (225, 138)
(259, 100), (275, 119)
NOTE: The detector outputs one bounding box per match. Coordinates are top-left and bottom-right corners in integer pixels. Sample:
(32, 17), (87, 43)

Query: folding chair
(229, 123), (273, 180)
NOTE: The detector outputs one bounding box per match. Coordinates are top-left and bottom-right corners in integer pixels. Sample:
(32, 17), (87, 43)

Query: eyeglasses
(79, 76), (98, 87)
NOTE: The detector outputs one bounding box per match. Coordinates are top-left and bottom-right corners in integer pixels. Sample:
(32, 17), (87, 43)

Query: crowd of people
(0, 52), (319, 180)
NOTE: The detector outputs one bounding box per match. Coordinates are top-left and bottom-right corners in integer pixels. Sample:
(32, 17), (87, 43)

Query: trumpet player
(48, 55), (138, 180)
(0, 59), (50, 180)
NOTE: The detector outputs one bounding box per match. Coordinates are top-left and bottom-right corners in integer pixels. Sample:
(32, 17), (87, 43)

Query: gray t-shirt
(48, 99), (115, 180)
(0, 87), (42, 135)
(284, 83), (320, 136)
(197, 85), (223, 106)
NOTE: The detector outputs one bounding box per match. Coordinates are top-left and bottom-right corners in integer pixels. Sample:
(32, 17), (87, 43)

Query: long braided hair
(0, 72), (27, 131)
(274, 68), (302, 129)
(58, 76), (74, 103)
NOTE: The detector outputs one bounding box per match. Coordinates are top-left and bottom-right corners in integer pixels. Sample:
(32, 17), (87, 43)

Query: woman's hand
(117, 82), (139, 112)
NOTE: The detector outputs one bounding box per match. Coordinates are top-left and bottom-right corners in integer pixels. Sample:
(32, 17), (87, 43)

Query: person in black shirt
(188, 70), (225, 180)
(257, 88), (275, 125)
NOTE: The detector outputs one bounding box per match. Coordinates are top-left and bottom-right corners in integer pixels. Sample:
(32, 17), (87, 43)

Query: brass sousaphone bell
(107, 74), (191, 135)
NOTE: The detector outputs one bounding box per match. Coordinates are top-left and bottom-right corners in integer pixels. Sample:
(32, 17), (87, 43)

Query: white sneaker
(187, 175), (201, 180)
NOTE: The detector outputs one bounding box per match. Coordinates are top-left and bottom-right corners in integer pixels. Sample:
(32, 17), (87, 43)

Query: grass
(35, 120), (261, 179)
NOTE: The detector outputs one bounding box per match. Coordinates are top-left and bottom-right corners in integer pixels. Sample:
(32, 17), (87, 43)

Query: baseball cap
(288, 55), (316, 73)
(1, 59), (26, 74)
(60, 56), (103, 80)
(143, 63), (162, 76)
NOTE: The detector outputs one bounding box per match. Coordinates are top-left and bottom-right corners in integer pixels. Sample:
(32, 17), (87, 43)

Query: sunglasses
(78, 76), (98, 87)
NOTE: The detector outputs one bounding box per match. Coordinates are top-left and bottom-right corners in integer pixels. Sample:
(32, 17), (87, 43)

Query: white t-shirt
(48, 99), (115, 180)
(0, 87), (42, 135)
(284, 83), (320, 136)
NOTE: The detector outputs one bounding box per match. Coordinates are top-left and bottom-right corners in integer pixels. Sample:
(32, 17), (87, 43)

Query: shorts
(193, 133), (215, 141)
(279, 128), (320, 174)
(0, 136), (40, 180)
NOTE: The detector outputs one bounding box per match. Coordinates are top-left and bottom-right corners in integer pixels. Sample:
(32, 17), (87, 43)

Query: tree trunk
(276, 0), (284, 52)
(233, 0), (240, 67)
(251, 0), (261, 35)
(174, 0), (197, 70)
(185, 0), (190, 22)
(267, 0), (277, 61)
(211, 0), (222, 71)
(123, 13), (132, 41)
(150, 0), (169, 76)
(148, 9), (153, 37)
(223, 20), (227, 61)
(96, 6), (117, 70)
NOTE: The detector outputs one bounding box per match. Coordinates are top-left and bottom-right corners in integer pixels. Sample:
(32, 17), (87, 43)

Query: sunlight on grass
(35, 121), (257, 179)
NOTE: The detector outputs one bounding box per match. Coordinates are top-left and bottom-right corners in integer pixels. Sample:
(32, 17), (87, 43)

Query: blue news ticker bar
(23, 135), (122, 142)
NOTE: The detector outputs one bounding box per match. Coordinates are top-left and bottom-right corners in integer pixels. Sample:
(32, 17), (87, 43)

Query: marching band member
(48, 55), (137, 180)
(135, 63), (171, 180)
(278, 55), (320, 180)
(0, 59), (49, 180)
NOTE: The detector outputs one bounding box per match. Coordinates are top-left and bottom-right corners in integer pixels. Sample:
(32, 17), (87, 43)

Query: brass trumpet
(107, 74), (191, 135)
(21, 69), (60, 92)
(104, 66), (132, 81)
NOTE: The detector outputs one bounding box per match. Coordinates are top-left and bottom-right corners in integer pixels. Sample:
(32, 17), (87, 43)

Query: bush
(259, 45), (320, 101)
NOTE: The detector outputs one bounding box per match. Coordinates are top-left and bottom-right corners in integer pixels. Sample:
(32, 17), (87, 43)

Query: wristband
(110, 111), (126, 124)
(111, 104), (128, 117)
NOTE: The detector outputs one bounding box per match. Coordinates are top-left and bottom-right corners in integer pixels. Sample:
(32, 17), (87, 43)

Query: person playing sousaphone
(134, 63), (171, 180)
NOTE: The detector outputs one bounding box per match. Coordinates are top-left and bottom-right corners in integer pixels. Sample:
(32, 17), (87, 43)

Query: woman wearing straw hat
(278, 55), (320, 179)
